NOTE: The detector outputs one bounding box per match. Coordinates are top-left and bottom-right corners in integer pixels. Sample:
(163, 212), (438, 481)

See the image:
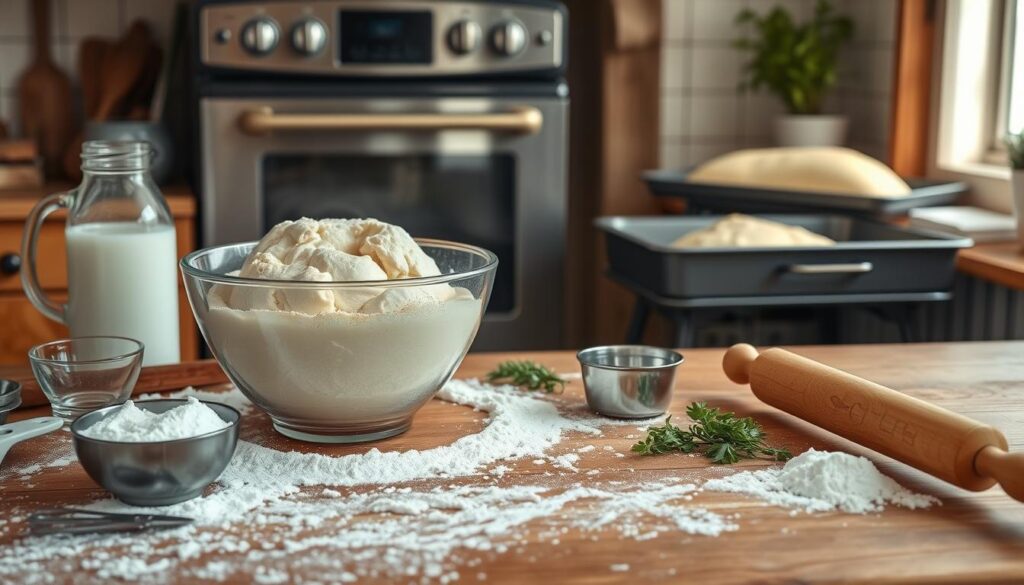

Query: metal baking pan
(643, 169), (966, 216)
(596, 215), (972, 299)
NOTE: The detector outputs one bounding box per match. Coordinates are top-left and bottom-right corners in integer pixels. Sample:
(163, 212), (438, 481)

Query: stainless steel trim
(237, 106), (544, 135)
(788, 262), (874, 274)
(201, 0), (563, 76)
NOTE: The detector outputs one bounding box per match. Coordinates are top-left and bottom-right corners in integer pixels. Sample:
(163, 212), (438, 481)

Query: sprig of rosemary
(486, 360), (565, 393)
(632, 402), (791, 464)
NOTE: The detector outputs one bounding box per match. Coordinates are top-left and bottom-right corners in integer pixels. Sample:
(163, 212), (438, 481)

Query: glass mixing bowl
(181, 239), (497, 443)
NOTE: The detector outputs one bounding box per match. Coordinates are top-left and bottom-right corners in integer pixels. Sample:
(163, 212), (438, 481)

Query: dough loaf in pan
(688, 147), (912, 198)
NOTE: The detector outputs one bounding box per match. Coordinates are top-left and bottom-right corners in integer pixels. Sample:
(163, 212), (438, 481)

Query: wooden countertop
(957, 242), (1024, 291)
(0, 183), (195, 220)
(2, 343), (1024, 583)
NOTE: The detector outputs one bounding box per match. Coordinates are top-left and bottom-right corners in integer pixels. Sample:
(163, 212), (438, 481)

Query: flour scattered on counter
(610, 563), (630, 572)
(0, 480), (729, 583)
(703, 448), (939, 513)
(2, 379), (728, 583)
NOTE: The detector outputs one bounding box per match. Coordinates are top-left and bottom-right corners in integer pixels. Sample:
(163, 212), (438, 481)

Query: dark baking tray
(596, 215), (972, 298)
(643, 169), (966, 216)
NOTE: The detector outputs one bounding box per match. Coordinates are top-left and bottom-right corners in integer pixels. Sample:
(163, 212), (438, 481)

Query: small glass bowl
(28, 337), (144, 422)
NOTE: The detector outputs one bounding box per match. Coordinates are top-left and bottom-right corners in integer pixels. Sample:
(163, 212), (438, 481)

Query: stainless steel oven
(195, 0), (568, 349)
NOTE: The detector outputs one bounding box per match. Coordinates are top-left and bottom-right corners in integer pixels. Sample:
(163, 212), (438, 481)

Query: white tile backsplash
(870, 45), (894, 93)
(690, 93), (740, 137)
(742, 91), (788, 139)
(692, 0), (748, 41)
(660, 0), (897, 166)
(663, 0), (691, 41)
(689, 141), (740, 164)
(847, 0), (898, 44)
(659, 138), (689, 169)
(692, 45), (742, 90)
(661, 44), (689, 90)
(661, 94), (690, 137)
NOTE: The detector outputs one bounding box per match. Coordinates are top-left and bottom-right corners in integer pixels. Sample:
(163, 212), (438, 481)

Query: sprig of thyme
(632, 402), (791, 464)
(486, 361), (565, 393)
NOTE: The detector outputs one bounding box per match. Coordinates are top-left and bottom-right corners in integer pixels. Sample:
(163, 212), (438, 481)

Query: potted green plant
(734, 0), (854, 147)
(1006, 132), (1024, 243)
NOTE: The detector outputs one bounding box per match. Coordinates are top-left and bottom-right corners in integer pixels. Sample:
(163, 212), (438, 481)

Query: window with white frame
(931, 0), (1016, 210)
(999, 0), (1023, 138)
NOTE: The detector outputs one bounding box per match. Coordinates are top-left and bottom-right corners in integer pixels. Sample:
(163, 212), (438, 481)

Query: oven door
(200, 96), (567, 350)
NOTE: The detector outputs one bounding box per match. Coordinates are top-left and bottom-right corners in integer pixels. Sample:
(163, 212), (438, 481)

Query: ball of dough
(671, 214), (836, 248)
(688, 147), (911, 198)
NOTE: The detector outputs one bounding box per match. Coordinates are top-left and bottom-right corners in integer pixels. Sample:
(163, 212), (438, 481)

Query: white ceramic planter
(774, 114), (849, 147)
(1012, 169), (1024, 245)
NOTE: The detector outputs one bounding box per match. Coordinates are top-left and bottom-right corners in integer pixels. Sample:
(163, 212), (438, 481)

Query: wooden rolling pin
(723, 343), (1024, 503)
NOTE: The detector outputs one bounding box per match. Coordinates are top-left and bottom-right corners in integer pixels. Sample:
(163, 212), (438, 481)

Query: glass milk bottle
(21, 141), (180, 366)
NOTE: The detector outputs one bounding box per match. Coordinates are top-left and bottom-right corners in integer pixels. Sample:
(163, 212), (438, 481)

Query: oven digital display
(339, 10), (433, 64)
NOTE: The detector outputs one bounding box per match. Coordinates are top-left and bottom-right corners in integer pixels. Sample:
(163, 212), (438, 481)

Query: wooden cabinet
(0, 184), (199, 364)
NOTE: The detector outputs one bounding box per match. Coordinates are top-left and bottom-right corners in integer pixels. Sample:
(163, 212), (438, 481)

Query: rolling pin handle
(975, 446), (1024, 503)
(723, 343), (760, 385)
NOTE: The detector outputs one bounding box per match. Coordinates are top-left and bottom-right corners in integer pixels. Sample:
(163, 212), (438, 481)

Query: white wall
(659, 0), (898, 169)
(0, 0), (181, 135)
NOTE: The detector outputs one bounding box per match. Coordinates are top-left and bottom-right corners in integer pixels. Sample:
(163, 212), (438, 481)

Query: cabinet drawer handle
(787, 262), (873, 275)
(1, 253), (21, 275)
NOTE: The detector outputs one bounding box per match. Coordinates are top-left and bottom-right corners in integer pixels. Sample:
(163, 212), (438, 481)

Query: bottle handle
(20, 192), (72, 324)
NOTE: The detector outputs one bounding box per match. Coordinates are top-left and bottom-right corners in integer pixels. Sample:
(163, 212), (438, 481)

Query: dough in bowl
(671, 214), (836, 248)
(687, 147), (912, 197)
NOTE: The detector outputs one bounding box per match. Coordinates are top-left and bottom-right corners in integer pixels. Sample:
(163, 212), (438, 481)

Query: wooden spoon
(63, 23), (154, 180)
(94, 21), (154, 121)
(78, 38), (111, 120)
(17, 0), (73, 179)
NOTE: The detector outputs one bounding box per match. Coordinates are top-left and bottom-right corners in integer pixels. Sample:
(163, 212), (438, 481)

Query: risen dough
(671, 214), (836, 248)
(688, 147), (911, 197)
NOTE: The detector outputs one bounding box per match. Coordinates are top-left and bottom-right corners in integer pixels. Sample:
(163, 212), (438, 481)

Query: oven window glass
(262, 154), (516, 314)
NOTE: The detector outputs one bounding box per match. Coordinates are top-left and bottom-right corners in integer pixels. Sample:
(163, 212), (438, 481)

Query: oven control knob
(490, 20), (527, 57)
(241, 17), (280, 56)
(291, 17), (327, 56)
(447, 20), (481, 55)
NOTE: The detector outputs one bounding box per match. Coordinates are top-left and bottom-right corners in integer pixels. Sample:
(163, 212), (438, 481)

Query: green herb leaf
(486, 361), (565, 393)
(632, 402), (791, 464)
(733, 0), (854, 114)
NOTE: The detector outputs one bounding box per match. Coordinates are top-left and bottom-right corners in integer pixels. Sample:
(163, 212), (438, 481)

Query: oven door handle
(237, 106), (544, 136)
(787, 262), (874, 275)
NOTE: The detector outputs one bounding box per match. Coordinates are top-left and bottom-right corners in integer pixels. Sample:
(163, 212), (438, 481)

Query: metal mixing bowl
(70, 399), (241, 506)
(0, 380), (22, 424)
(577, 345), (684, 419)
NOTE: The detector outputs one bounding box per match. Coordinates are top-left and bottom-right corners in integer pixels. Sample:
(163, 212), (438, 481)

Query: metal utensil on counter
(70, 399), (241, 506)
(0, 417), (64, 466)
(577, 345), (684, 419)
(28, 508), (193, 536)
(0, 380), (23, 424)
(0, 380), (63, 467)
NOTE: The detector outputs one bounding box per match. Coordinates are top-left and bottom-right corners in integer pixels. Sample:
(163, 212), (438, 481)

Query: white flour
(703, 448), (939, 513)
(0, 380), (735, 583)
(79, 398), (231, 442)
(0, 383), (938, 583)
